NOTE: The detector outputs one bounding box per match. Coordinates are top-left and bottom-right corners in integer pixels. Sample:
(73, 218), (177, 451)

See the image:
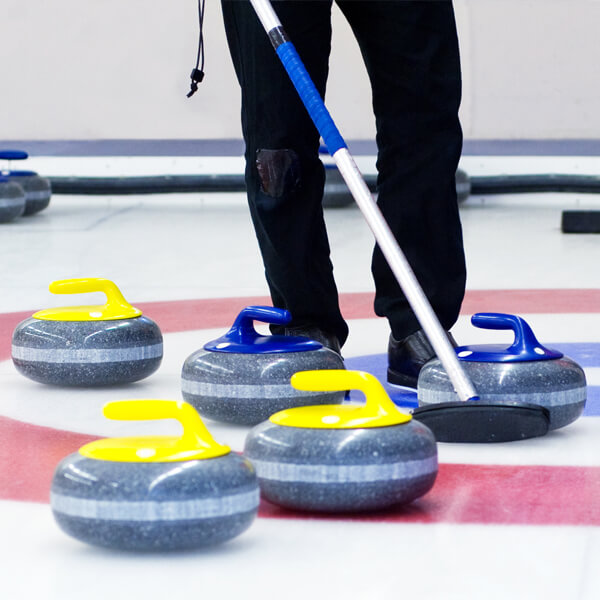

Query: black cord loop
(187, 0), (206, 98)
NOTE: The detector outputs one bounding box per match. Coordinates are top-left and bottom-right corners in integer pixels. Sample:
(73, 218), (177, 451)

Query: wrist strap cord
(187, 0), (206, 98)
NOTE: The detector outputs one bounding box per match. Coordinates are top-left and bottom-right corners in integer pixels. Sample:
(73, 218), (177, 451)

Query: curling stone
(418, 313), (586, 430)
(12, 278), (163, 386)
(245, 370), (438, 512)
(51, 399), (259, 551)
(0, 175), (26, 223)
(181, 306), (345, 426)
(0, 150), (51, 215)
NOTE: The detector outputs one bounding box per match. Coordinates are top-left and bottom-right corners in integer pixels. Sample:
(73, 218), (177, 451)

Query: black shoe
(284, 326), (342, 356)
(387, 329), (457, 388)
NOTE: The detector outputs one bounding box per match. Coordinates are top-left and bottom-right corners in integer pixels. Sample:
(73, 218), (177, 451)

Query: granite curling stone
(0, 150), (51, 215)
(51, 399), (259, 551)
(0, 175), (26, 223)
(181, 305), (345, 426)
(12, 278), (163, 386)
(245, 369), (438, 513)
(418, 313), (586, 430)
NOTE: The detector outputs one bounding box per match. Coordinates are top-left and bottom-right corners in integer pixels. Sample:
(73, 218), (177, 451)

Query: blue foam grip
(275, 42), (346, 155)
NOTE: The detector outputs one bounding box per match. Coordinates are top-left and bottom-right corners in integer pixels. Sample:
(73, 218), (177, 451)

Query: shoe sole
(386, 367), (418, 389)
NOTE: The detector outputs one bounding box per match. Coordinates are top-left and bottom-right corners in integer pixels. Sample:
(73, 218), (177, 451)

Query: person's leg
(221, 0), (348, 348)
(338, 0), (465, 379)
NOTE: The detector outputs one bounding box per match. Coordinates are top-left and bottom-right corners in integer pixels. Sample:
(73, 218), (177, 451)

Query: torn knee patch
(256, 148), (301, 198)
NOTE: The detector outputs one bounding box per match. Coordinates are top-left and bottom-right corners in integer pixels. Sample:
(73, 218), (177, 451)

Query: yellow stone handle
(291, 370), (400, 417)
(34, 278), (142, 321)
(79, 400), (230, 462)
(269, 370), (411, 429)
(50, 278), (138, 315)
(103, 399), (227, 454)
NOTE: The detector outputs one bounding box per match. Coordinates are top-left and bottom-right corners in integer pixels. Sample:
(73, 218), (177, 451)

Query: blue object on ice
(455, 313), (563, 363)
(204, 305), (322, 354)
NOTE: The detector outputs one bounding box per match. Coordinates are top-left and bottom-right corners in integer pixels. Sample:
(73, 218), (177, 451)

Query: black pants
(221, 0), (466, 348)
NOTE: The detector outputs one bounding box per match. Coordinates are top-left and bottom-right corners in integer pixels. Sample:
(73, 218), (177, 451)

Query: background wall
(3, 0), (600, 142)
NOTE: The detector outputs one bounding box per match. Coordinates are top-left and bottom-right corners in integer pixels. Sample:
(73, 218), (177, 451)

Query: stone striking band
(250, 456), (438, 483)
(50, 488), (260, 521)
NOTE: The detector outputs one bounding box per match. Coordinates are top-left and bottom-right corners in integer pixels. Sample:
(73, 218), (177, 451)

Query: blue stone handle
(204, 305), (322, 353)
(228, 305), (291, 343)
(468, 312), (561, 361)
(0, 150), (28, 161)
(275, 42), (346, 155)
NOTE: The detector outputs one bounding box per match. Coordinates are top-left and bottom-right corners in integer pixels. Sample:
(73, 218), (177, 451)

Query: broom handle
(249, 0), (478, 402)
